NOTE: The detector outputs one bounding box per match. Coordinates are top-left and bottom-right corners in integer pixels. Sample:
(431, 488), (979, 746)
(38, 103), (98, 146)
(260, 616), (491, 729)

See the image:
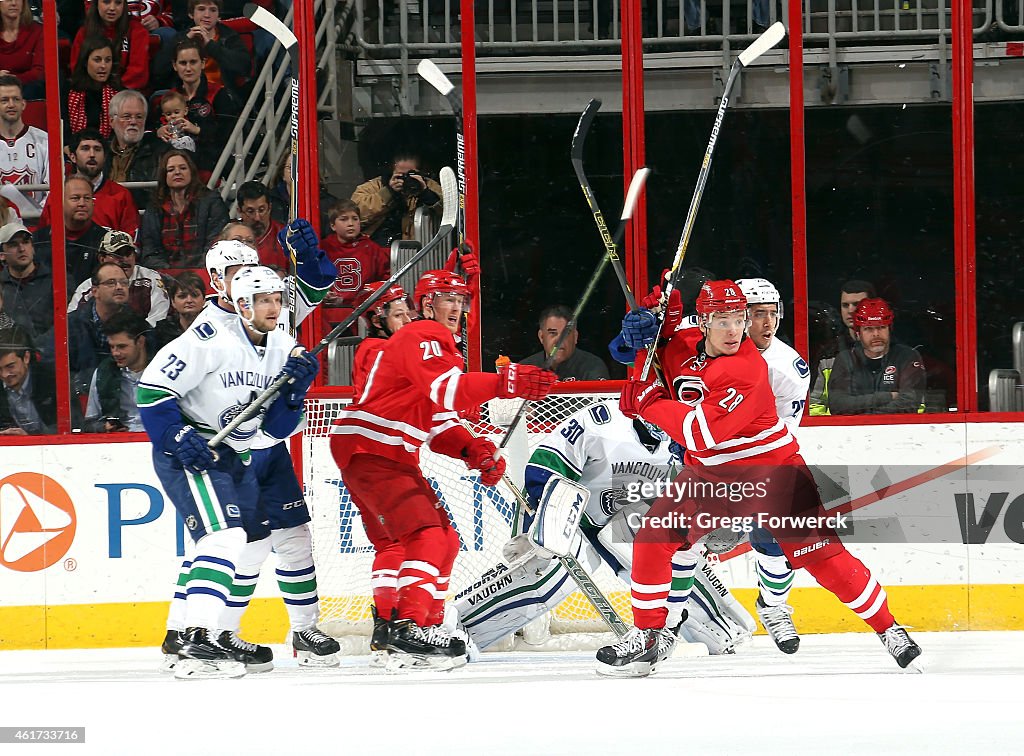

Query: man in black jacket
(108, 90), (169, 209)
(0, 327), (57, 435)
(828, 297), (927, 415)
(0, 222), (54, 361)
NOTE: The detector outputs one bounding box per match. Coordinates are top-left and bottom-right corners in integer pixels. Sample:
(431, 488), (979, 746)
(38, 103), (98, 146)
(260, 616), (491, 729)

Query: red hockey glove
(639, 285), (684, 334)
(619, 377), (669, 420)
(497, 363), (558, 401)
(462, 436), (506, 486)
(445, 243), (480, 277)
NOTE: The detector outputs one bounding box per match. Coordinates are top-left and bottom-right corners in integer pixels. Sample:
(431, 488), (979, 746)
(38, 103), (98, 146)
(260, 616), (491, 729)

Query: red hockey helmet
(695, 280), (749, 317)
(356, 281), (411, 319)
(852, 298), (894, 329)
(414, 270), (471, 312)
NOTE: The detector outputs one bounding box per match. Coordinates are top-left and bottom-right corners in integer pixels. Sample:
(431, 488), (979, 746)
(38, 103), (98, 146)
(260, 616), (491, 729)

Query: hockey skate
(159, 629), (184, 672)
(174, 628), (247, 679)
(368, 606), (392, 667)
(879, 623), (924, 672)
(217, 631), (274, 672)
(756, 597), (800, 654)
(384, 619), (468, 672)
(596, 626), (676, 678)
(293, 627), (341, 668)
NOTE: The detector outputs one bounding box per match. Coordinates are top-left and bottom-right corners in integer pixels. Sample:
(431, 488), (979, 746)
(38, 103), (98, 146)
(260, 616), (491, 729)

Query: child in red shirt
(320, 199), (390, 324)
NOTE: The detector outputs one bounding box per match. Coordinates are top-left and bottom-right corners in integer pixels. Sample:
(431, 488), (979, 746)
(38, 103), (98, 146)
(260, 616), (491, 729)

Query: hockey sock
(803, 549), (895, 633)
(751, 529), (794, 607)
(221, 536), (272, 632)
(272, 525), (320, 632)
(185, 527), (247, 630)
(396, 526), (449, 626)
(370, 541), (405, 621)
(427, 526), (462, 626)
(167, 558), (190, 632)
(665, 548), (698, 628)
(630, 538), (681, 630)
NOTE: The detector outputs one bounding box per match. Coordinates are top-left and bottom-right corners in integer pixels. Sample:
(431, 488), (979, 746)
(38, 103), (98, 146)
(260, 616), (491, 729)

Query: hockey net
(302, 386), (632, 652)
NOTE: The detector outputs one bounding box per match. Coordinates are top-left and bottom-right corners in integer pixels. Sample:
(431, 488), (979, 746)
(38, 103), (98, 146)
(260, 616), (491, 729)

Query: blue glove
(162, 425), (216, 474)
(280, 351), (319, 407)
(668, 440), (686, 465)
(608, 333), (638, 365)
(620, 308), (660, 350)
(278, 218), (320, 264)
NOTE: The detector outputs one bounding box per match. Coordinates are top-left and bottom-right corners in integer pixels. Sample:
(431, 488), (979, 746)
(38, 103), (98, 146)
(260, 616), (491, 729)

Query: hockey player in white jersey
(453, 399), (757, 655)
(161, 224), (344, 670)
(139, 266), (319, 678)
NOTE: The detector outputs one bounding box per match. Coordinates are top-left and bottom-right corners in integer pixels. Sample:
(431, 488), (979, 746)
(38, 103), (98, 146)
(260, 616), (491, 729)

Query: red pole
(42, 0), (70, 434)
(951, 0), (977, 412)
(621, 0), (648, 296)
(788, 0), (809, 364)
(460, 0), (482, 371)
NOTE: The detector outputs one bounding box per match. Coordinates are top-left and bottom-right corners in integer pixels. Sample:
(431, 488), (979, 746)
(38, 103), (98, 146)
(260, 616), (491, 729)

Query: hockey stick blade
(737, 21), (786, 67)
(208, 168), (458, 450)
(417, 58), (455, 96)
(243, 3), (297, 49)
(619, 167), (650, 226)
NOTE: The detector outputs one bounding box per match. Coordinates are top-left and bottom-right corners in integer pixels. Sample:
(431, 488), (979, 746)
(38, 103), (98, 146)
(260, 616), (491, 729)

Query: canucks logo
(218, 393), (262, 442)
(793, 357), (810, 378)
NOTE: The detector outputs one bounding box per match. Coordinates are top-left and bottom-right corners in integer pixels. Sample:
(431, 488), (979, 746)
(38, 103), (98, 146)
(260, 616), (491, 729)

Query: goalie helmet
(695, 280), (748, 317)
(230, 265), (285, 331)
(735, 277), (783, 320)
(206, 240), (259, 291)
(852, 297), (894, 329)
(414, 270), (471, 312)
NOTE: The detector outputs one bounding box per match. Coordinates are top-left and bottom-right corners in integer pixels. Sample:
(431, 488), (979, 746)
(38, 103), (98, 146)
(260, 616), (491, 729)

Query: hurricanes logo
(674, 376), (707, 406)
(0, 473), (76, 572)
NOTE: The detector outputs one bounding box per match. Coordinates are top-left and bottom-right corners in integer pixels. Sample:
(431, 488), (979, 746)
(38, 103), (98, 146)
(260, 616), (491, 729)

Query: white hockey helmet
(206, 239), (259, 291)
(735, 277), (783, 321)
(230, 265), (285, 331)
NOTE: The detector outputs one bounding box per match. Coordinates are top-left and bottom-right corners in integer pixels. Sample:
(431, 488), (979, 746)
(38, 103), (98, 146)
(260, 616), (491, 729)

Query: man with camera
(351, 153), (444, 247)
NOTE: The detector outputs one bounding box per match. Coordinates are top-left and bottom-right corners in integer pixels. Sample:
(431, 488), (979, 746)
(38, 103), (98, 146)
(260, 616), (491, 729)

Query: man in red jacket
(329, 270), (557, 670)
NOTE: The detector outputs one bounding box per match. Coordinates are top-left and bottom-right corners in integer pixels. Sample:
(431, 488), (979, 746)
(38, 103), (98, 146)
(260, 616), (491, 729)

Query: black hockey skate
(369, 606), (392, 667)
(756, 597), (800, 654)
(384, 619), (467, 672)
(174, 628), (247, 679)
(217, 631), (274, 672)
(292, 627), (341, 668)
(160, 629), (184, 672)
(596, 626), (676, 678)
(879, 623), (924, 672)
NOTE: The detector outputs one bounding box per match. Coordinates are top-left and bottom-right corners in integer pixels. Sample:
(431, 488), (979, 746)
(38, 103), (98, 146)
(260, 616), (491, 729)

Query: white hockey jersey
(0, 126), (49, 208)
(524, 400), (674, 529)
(137, 305), (297, 454)
(759, 336), (811, 430)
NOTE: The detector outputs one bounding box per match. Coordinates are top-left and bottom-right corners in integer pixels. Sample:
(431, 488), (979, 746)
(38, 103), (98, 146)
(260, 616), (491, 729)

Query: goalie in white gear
(452, 400), (756, 655)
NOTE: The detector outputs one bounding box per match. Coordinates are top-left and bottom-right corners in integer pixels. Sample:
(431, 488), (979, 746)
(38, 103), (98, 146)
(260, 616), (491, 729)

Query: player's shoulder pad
(190, 320), (217, 341)
(401, 318), (455, 342)
(770, 338), (811, 381)
(585, 400), (615, 426)
(705, 342), (762, 389)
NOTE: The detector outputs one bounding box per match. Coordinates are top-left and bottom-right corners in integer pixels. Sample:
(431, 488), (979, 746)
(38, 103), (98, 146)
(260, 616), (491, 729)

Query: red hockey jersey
(331, 319), (499, 468)
(351, 336), (386, 394)
(642, 326), (798, 466)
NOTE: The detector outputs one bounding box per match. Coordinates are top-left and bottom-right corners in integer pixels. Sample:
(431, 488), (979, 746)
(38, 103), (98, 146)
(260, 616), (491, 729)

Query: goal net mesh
(303, 389), (633, 649)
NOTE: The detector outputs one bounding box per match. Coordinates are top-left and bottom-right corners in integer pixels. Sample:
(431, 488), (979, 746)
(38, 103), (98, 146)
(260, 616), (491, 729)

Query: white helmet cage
(735, 277), (783, 321)
(206, 239), (260, 293)
(230, 265), (286, 331)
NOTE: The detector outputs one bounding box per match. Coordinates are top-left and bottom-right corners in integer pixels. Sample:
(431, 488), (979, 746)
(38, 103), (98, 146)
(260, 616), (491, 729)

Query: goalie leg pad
(694, 553), (757, 634)
(677, 591), (751, 655)
(529, 475), (590, 557)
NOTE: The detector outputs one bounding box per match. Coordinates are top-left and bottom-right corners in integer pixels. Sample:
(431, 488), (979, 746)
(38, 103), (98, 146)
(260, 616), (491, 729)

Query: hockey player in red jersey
(330, 270), (558, 669)
(596, 280), (922, 676)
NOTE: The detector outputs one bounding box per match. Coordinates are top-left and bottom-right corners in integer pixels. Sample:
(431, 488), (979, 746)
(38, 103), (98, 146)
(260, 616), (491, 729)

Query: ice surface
(1, 631), (1022, 755)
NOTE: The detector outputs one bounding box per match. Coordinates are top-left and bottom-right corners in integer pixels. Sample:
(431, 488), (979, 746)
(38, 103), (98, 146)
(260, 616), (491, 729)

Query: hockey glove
(620, 308), (660, 350)
(162, 425), (216, 473)
(608, 333), (639, 365)
(640, 285), (684, 335)
(497, 363), (558, 401)
(619, 377), (669, 420)
(278, 218), (320, 264)
(462, 436), (507, 486)
(445, 243), (480, 277)
(668, 439), (686, 465)
(279, 350), (320, 408)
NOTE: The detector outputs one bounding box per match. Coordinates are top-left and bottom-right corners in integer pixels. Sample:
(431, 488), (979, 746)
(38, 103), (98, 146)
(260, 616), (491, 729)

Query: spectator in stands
(69, 229), (169, 326)
(64, 36), (122, 141)
(0, 74), (47, 211)
(0, 220), (51, 359)
(72, 0), (150, 91)
(154, 268), (203, 347)
(157, 36), (240, 173)
(39, 128), (141, 237)
(0, 0), (43, 98)
(235, 180), (284, 267)
(321, 198), (389, 313)
(828, 297), (927, 415)
(352, 152), (443, 247)
(83, 310), (153, 432)
(139, 148), (228, 269)
(128, 0), (177, 48)
(68, 260), (131, 396)
(154, 0), (249, 92)
(0, 325), (57, 434)
(809, 279), (876, 416)
(108, 89), (169, 208)
(156, 90), (197, 153)
(218, 218), (256, 247)
(520, 305), (610, 381)
(33, 176), (111, 295)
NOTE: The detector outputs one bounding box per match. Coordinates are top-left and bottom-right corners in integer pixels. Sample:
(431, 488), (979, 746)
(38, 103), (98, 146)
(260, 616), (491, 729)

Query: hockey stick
(496, 167), (650, 451)
(244, 3), (300, 335)
(207, 167), (459, 450)
(638, 21), (786, 382)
